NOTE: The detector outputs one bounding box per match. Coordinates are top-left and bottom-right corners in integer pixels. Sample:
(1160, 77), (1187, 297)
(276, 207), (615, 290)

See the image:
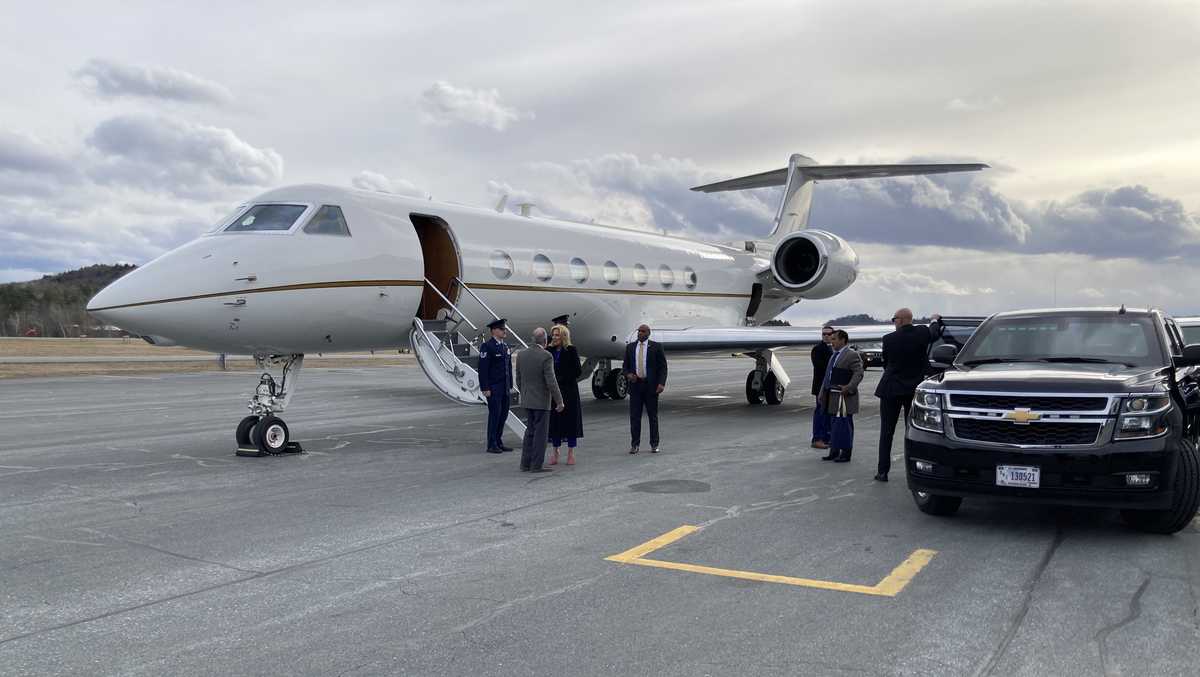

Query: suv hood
(930, 362), (1167, 394)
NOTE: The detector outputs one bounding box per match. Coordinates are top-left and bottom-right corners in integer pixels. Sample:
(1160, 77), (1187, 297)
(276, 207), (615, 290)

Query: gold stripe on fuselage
(88, 279), (752, 312)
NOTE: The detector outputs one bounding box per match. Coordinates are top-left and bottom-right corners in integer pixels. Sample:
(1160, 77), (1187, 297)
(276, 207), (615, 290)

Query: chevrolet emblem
(1004, 408), (1041, 424)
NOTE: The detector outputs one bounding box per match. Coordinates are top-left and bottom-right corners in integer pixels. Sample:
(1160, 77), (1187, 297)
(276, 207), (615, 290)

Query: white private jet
(88, 153), (986, 454)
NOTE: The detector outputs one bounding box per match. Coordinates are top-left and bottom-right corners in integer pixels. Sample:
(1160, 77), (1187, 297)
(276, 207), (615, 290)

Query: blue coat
(477, 337), (513, 390)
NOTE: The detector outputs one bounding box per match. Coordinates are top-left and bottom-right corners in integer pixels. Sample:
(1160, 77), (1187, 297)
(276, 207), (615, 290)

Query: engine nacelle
(769, 230), (860, 299)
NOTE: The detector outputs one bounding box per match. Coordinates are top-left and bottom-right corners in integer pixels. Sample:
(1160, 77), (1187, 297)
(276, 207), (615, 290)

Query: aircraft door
(410, 214), (462, 320)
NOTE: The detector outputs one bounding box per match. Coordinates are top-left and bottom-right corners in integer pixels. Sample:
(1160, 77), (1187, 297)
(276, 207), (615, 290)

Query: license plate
(996, 465), (1040, 488)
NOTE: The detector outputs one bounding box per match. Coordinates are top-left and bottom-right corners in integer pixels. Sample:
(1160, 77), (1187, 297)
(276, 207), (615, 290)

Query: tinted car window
(1181, 325), (1200, 346)
(959, 314), (1165, 367)
(224, 204), (307, 232)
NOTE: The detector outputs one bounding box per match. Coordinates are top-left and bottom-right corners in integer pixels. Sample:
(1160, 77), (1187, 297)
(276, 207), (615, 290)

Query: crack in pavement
(1094, 574), (1150, 677)
(973, 523), (1066, 677)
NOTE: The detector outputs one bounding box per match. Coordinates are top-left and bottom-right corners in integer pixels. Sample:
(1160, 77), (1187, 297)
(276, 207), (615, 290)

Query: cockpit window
(223, 204), (308, 232)
(303, 205), (351, 236)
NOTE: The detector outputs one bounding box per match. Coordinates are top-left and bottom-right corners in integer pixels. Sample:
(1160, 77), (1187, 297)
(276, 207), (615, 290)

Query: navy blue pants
(485, 387), (510, 449)
(629, 381), (660, 448)
(831, 415), (854, 458)
(812, 402), (831, 443)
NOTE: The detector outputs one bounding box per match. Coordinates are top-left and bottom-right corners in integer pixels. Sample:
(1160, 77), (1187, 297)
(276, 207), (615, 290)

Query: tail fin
(691, 154), (988, 240)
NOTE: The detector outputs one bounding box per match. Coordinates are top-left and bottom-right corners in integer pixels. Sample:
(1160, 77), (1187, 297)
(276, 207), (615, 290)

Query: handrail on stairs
(422, 278), (479, 332)
(453, 277), (530, 349)
(411, 318), (458, 375)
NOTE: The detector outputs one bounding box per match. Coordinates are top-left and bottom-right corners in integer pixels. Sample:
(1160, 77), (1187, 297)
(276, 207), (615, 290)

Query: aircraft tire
(605, 369), (628, 400)
(745, 371), (764, 404)
(236, 415), (260, 447)
(254, 416), (291, 455)
(764, 372), (785, 405)
(592, 369), (610, 400)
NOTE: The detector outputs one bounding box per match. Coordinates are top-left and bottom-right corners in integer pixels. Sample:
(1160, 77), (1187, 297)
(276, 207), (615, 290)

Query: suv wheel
(1120, 437), (1200, 535)
(912, 489), (963, 516)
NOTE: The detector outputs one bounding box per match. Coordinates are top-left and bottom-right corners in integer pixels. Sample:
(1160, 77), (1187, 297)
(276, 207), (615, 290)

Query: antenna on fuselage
(495, 194), (508, 213)
(517, 203), (535, 217)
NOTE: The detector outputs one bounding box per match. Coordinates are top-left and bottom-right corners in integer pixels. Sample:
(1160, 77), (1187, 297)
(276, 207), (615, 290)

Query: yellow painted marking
(606, 525), (937, 598)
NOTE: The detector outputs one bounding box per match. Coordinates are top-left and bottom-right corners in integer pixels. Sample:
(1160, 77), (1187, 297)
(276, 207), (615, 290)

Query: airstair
(408, 278), (527, 437)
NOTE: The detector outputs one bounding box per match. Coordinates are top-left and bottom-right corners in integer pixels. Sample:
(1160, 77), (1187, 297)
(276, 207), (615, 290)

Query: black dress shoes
(520, 467), (530, 472)
(834, 453), (852, 463)
(650, 446), (660, 454)
(499, 445), (514, 452)
(873, 473), (888, 482)
(487, 447), (503, 454)
(629, 446), (639, 454)
(821, 453), (838, 461)
(530, 467), (553, 473)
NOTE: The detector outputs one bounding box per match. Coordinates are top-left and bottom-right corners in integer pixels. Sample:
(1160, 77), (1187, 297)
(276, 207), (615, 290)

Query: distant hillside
(0, 264), (136, 337)
(826, 313), (888, 326)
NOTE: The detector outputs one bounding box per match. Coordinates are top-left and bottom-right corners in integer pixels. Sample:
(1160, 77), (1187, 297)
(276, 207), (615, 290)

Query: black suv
(905, 308), (1200, 534)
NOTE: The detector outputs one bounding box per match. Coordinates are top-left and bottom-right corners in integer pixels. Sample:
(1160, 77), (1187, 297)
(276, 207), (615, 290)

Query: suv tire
(912, 489), (963, 516)
(1120, 437), (1200, 535)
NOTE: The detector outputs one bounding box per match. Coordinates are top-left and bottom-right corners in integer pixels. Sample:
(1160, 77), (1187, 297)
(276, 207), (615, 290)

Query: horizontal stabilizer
(691, 162), (988, 193)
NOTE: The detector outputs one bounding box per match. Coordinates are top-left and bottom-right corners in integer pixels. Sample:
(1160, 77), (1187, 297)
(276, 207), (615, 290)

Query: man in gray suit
(515, 327), (565, 473)
(817, 330), (865, 463)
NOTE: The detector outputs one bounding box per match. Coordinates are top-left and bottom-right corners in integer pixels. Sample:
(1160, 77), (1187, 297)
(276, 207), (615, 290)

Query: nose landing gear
(235, 354), (306, 457)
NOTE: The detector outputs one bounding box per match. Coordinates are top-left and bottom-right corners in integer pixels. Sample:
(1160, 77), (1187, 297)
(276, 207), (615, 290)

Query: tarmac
(0, 358), (1197, 676)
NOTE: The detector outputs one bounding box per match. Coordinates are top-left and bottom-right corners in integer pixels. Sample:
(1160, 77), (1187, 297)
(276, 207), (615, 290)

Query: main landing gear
(236, 354), (306, 457)
(589, 358), (628, 400)
(744, 350), (787, 405)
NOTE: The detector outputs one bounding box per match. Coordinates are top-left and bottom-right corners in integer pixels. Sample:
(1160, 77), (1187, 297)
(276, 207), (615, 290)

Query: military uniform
(478, 320), (514, 452)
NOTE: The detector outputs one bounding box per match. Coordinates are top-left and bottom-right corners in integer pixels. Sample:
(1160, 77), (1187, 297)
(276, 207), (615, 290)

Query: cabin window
(683, 267), (697, 289)
(533, 254), (555, 281)
(303, 205), (352, 236)
(603, 261), (620, 285)
(223, 204), (307, 232)
(570, 257), (589, 283)
(659, 265), (675, 288)
(632, 264), (648, 286)
(491, 251), (514, 280)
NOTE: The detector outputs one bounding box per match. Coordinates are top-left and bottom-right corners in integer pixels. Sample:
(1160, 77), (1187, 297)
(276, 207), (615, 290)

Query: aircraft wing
(635, 325), (896, 354)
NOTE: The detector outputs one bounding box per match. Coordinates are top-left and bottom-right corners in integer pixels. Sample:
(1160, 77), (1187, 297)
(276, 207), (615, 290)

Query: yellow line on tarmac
(606, 525), (937, 598)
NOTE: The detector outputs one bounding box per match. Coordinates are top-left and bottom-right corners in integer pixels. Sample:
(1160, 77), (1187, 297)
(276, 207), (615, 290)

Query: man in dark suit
(818, 330), (865, 462)
(873, 308), (942, 481)
(623, 324), (668, 454)
(478, 318), (514, 453)
(810, 325), (835, 450)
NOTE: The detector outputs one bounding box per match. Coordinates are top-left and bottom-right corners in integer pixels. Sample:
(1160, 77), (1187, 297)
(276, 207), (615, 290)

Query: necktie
(825, 349), (840, 388)
(637, 341), (646, 378)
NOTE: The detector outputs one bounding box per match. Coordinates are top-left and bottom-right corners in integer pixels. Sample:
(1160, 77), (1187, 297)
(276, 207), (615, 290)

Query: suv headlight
(1115, 395), (1171, 440)
(911, 389), (944, 434)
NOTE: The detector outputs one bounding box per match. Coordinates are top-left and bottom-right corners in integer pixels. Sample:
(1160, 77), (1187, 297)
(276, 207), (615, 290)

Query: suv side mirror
(1176, 344), (1200, 367)
(930, 344), (959, 366)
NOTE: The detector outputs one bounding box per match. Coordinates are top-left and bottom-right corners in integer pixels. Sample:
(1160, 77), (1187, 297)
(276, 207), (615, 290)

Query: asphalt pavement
(0, 359), (1196, 676)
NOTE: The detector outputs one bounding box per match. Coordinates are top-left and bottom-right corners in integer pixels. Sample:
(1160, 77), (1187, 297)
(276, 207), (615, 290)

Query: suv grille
(952, 418), (1101, 446)
(949, 394), (1108, 412)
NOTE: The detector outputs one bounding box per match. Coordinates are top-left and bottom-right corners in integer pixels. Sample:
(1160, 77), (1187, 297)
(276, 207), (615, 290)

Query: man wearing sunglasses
(873, 308), (943, 482)
(810, 325), (835, 449)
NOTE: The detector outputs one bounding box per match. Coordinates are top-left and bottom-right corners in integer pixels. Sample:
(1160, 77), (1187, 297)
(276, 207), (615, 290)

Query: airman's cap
(487, 318), (507, 330)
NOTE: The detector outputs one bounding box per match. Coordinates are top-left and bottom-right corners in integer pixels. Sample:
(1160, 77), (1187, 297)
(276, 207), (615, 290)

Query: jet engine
(768, 230), (859, 299)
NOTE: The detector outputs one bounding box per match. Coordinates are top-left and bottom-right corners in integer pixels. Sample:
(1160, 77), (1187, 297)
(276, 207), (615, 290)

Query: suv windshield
(957, 313), (1166, 368)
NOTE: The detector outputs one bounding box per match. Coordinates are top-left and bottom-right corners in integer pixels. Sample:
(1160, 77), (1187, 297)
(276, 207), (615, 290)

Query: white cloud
(86, 114), (283, 198)
(419, 81), (534, 131)
(0, 268), (52, 283)
(74, 58), (234, 105)
(858, 270), (984, 296)
(946, 95), (1002, 112)
(350, 170), (427, 197)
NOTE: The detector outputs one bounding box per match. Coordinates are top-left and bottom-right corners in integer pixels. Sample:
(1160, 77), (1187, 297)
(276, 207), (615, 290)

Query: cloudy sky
(2, 1), (1198, 323)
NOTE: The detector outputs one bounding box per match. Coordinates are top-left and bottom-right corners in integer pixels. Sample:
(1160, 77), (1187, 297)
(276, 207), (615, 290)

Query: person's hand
(627, 373), (638, 382)
(844, 388), (856, 396)
(931, 314), (942, 322)
(656, 384), (665, 395)
(483, 390), (491, 397)
(556, 403), (565, 412)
